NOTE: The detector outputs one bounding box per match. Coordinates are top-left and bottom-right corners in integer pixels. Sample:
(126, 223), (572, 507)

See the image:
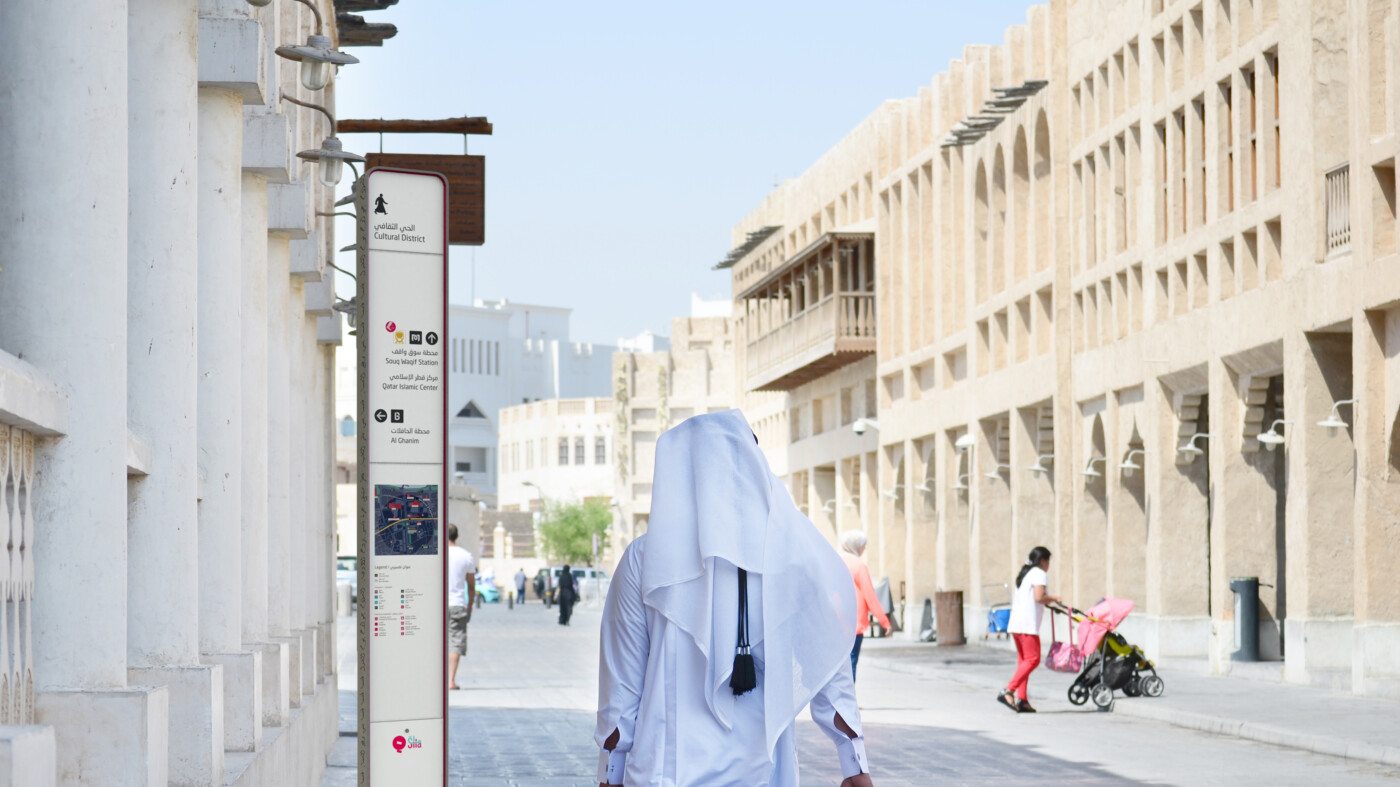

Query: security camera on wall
(853, 420), (867, 436)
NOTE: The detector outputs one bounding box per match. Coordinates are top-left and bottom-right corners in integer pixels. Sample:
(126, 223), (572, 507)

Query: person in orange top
(839, 531), (890, 681)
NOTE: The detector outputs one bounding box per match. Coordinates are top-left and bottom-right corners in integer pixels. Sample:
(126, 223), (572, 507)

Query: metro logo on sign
(359, 167), (448, 786)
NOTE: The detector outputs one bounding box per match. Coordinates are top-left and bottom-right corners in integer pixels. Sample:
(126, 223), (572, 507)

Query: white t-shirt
(447, 544), (475, 608)
(1007, 566), (1048, 635)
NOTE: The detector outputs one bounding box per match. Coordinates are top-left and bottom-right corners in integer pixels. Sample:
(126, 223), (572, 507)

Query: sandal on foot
(1017, 699), (1037, 713)
(996, 691), (1021, 713)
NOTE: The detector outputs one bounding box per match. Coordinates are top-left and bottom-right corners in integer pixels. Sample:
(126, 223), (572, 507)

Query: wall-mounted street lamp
(246, 0), (273, 6)
(1317, 399), (1357, 436)
(984, 463), (1012, 481)
(275, 0), (359, 91)
(845, 495), (861, 509)
(1257, 419), (1294, 449)
(914, 481), (934, 493)
(1176, 432), (1212, 461)
(953, 474), (970, 491)
(1119, 449), (1148, 477)
(1082, 456), (1108, 478)
(881, 484), (903, 500)
(1026, 454), (1055, 474)
(281, 92), (364, 187)
(821, 499), (837, 513)
(954, 433), (977, 451)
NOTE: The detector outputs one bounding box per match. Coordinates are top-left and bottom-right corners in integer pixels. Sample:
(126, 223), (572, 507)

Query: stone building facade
(613, 314), (735, 559)
(0, 0), (368, 782)
(723, 0), (1400, 697)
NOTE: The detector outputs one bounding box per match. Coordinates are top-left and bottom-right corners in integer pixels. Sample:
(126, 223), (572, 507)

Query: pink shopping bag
(1045, 611), (1082, 673)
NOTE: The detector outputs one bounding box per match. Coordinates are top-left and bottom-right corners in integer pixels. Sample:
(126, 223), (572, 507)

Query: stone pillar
(296, 293), (319, 699)
(0, 0), (169, 782)
(241, 172), (271, 648)
(971, 420), (1011, 627)
(1011, 407), (1054, 567)
(1353, 310), (1400, 698)
(125, 0), (225, 781)
(195, 86), (262, 753)
(1107, 392), (1148, 641)
(939, 432), (972, 596)
(267, 235), (297, 705)
(1073, 404), (1110, 608)
(1284, 330), (1355, 686)
(903, 438), (937, 641)
(1144, 380), (1211, 659)
(268, 239), (293, 640)
(239, 170), (291, 728)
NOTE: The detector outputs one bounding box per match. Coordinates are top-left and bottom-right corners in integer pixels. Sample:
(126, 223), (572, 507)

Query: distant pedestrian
(557, 564), (577, 625)
(839, 530), (890, 681)
(446, 525), (476, 691)
(999, 546), (1060, 713)
(515, 567), (528, 605)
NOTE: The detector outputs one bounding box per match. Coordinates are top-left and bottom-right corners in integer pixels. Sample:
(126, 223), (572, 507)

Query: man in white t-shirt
(447, 525), (476, 691)
(1000, 546), (1061, 713)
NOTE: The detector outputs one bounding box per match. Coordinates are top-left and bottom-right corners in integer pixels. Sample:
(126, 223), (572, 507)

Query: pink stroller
(1057, 598), (1164, 709)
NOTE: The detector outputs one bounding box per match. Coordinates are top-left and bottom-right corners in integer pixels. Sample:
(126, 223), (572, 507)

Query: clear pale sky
(332, 1), (1038, 346)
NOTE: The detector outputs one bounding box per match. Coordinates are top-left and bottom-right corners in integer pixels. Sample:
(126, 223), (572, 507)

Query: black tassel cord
(730, 568), (757, 696)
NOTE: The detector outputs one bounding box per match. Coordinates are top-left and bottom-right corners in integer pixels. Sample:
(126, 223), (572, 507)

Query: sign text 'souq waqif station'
(357, 168), (449, 785)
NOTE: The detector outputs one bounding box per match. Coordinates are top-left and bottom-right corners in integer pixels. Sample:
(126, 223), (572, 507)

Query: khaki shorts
(448, 605), (469, 655)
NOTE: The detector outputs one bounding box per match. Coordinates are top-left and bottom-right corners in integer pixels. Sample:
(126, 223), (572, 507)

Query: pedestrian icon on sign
(425, 332), (438, 346)
(374, 409), (388, 423)
(374, 194), (388, 215)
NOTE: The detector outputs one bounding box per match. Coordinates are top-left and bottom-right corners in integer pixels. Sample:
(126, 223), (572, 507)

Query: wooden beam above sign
(366, 153), (485, 246)
(340, 117), (493, 135)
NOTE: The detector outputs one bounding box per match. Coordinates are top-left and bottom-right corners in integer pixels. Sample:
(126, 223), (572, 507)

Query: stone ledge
(0, 350), (68, 436)
(0, 725), (55, 787)
(225, 673), (337, 787)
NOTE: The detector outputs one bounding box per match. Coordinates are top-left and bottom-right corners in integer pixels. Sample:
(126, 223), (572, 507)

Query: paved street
(326, 600), (1400, 785)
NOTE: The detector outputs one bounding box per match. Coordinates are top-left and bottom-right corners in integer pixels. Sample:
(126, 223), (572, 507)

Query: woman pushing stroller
(997, 546), (1062, 713)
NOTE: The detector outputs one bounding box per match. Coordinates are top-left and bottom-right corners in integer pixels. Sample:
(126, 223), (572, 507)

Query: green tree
(537, 498), (611, 566)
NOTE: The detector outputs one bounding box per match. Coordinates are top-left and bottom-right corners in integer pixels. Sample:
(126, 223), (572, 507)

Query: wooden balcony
(739, 228), (875, 392)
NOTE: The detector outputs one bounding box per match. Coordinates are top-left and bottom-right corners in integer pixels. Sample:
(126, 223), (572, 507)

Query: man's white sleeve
(809, 664), (869, 778)
(595, 539), (649, 784)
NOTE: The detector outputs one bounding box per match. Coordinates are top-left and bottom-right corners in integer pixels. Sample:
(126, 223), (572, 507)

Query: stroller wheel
(1067, 682), (1089, 706)
(1141, 675), (1165, 697)
(1122, 676), (1142, 697)
(1091, 684), (1114, 709)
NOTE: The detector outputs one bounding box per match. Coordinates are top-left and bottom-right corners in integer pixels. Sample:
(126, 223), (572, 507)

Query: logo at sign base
(392, 729), (422, 753)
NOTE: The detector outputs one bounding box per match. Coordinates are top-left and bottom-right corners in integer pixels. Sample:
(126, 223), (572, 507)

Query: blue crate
(987, 607), (1011, 634)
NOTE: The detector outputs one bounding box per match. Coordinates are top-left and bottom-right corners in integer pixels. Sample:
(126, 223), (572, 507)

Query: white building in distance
(445, 300), (614, 505)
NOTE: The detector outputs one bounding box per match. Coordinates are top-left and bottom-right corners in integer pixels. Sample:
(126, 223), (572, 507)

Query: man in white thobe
(596, 410), (874, 786)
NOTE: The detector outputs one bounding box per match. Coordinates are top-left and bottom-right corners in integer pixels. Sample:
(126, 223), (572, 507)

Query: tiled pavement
(325, 600), (1400, 785)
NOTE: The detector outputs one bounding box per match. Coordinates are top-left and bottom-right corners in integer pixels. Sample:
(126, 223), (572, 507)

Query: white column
(241, 171), (270, 647)
(197, 87), (245, 655)
(264, 236), (296, 721)
(0, 0), (129, 695)
(268, 239), (292, 640)
(0, 1), (169, 783)
(196, 86), (262, 753)
(126, 1), (224, 782)
(288, 283), (312, 698)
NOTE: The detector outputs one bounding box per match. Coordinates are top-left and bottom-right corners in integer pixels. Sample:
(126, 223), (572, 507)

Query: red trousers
(1007, 633), (1041, 700)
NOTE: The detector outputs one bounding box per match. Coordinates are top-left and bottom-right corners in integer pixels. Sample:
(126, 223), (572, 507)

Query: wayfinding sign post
(356, 168), (449, 785)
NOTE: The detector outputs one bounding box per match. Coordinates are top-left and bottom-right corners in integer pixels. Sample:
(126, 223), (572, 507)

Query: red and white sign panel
(363, 168), (448, 785)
